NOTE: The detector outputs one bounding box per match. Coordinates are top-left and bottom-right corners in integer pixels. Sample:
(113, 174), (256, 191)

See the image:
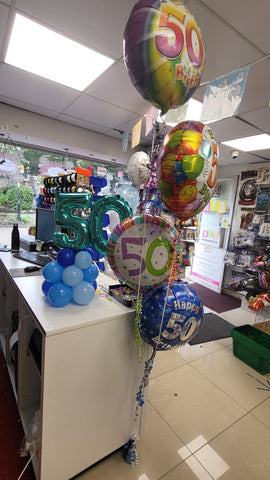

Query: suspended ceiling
(0, 0), (269, 168)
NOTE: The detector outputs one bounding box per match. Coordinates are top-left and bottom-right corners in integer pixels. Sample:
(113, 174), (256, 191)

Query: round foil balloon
(157, 121), (218, 220)
(124, 0), (205, 114)
(127, 151), (151, 187)
(107, 213), (176, 289)
(139, 282), (203, 350)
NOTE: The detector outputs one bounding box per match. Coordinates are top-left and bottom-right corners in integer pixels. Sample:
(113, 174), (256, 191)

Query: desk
(0, 252), (148, 479)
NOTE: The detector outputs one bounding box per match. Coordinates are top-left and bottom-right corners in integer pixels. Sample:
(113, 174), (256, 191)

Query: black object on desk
(24, 265), (41, 273)
(109, 284), (137, 307)
(13, 251), (52, 267)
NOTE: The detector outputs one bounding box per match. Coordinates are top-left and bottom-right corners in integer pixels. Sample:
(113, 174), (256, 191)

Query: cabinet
(0, 253), (148, 479)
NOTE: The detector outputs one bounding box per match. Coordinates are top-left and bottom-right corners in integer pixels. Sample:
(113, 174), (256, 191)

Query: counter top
(0, 252), (135, 336)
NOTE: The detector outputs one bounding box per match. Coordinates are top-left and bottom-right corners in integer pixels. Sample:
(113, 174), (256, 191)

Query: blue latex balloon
(90, 280), (97, 290)
(85, 245), (100, 261)
(72, 281), (95, 305)
(47, 281), (73, 307)
(57, 248), (76, 267)
(83, 263), (99, 282)
(42, 280), (53, 296)
(103, 213), (110, 227)
(117, 184), (140, 212)
(139, 283), (203, 350)
(62, 265), (83, 287)
(74, 251), (93, 269)
(43, 261), (64, 283)
(96, 261), (105, 272)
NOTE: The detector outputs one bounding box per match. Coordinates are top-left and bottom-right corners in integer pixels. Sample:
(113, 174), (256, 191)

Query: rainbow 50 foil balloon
(123, 0), (205, 114)
(157, 121), (219, 220)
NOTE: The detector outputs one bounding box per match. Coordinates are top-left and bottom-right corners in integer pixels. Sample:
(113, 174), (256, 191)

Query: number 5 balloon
(123, 0), (205, 114)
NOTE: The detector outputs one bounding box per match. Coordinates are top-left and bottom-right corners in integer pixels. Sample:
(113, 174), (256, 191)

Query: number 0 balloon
(124, 0), (205, 114)
(107, 213), (177, 289)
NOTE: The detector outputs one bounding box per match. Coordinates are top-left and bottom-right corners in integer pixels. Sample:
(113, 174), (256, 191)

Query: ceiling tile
(0, 64), (80, 111)
(249, 149), (270, 160)
(0, 3), (9, 51)
(208, 117), (261, 142)
(57, 113), (109, 134)
(84, 61), (151, 115)
(15, 0), (136, 58)
(238, 59), (270, 114)
(187, 0), (262, 84)
(197, 0), (270, 53)
(0, 95), (59, 118)
(63, 94), (139, 129)
(239, 107), (270, 134)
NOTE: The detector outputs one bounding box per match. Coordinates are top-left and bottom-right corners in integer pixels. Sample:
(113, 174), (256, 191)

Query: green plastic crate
(231, 325), (270, 375)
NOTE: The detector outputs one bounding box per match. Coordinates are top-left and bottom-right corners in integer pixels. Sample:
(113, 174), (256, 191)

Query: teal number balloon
(89, 195), (132, 255)
(54, 192), (92, 250)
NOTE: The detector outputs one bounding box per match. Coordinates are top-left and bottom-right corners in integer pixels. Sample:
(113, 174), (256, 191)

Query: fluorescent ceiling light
(222, 134), (270, 151)
(5, 13), (114, 91)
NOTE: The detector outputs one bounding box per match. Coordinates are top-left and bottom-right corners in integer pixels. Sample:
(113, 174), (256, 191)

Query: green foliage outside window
(0, 185), (34, 210)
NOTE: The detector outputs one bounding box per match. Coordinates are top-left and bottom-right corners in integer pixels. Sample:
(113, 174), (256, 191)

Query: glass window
(0, 139), (128, 248)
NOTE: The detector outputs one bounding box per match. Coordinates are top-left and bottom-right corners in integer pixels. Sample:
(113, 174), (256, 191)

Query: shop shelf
(231, 325), (270, 375)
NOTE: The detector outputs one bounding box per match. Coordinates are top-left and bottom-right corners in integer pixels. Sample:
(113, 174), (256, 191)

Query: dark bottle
(11, 223), (20, 253)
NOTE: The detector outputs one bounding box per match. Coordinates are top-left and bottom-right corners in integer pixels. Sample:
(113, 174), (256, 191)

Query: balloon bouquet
(120, 0), (219, 463)
(41, 0), (219, 457)
(121, 0), (219, 351)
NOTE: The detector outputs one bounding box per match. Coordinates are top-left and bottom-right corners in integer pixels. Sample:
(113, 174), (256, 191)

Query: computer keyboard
(13, 251), (53, 267)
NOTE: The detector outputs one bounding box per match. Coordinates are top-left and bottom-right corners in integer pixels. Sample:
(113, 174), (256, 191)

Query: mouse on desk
(24, 266), (41, 273)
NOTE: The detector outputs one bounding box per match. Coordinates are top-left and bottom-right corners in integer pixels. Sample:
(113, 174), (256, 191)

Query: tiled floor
(75, 304), (270, 480)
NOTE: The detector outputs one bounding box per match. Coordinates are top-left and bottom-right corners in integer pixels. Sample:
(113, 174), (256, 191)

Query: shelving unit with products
(224, 167), (270, 312)
(176, 224), (198, 280)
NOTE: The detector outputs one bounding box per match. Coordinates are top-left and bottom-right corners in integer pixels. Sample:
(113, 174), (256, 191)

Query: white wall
(218, 163), (270, 180)
(0, 103), (131, 166)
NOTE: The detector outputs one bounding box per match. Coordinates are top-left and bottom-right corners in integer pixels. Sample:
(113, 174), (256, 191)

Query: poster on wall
(256, 167), (270, 185)
(255, 189), (270, 213)
(190, 242), (225, 293)
(239, 211), (254, 231)
(238, 170), (258, 207)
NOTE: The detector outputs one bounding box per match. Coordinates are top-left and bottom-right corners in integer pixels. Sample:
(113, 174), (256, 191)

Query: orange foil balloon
(157, 121), (219, 220)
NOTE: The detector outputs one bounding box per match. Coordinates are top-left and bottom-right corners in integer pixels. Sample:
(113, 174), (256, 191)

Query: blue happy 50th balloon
(139, 282), (203, 350)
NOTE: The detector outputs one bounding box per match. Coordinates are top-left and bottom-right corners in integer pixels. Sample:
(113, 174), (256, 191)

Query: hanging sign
(132, 119), (142, 149)
(201, 66), (250, 122)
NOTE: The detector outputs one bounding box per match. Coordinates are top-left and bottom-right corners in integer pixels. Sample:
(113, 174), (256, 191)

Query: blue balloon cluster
(42, 248), (99, 307)
(139, 282), (203, 350)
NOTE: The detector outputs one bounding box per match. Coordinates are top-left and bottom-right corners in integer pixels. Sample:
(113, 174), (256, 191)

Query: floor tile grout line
(186, 355), (270, 417)
(157, 455), (216, 480)
(146, 398), (194, 459)
(147, 396), (249, 458)
(176, 341), (231, 364)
